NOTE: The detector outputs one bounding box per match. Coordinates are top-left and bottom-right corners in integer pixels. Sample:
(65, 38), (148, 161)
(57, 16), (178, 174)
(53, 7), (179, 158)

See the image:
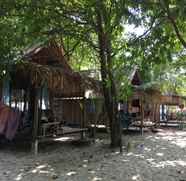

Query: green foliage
(0, 0), (186, 96)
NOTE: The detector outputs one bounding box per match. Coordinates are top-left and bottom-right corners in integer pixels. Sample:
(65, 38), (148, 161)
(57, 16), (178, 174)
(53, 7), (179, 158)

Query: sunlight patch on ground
(144, 147), (151, 152)
(55, 136), (73, 142)
(149, 160), (186, 168)
(39, 170), (50, 174)
(122, 159), (130, 162)
(66, 171), (77, 176)
(146, 135), (161, 140)
(171, 140), (186, 148)
(14, 163), (55, 181)
(156, 152), (164, 156)
(31, 164), (47, 173)
(125, 152), (145, 158)
(92, 176), (102, 181)
(88, 170), (96, 174)
(111, 151), (120, 155)
(83, 164), (88, 168)
(132, 174), (141, 181)
(157, 131), (186, 148)
(146, 158), (155, 163)
(15, 173), (24, 181)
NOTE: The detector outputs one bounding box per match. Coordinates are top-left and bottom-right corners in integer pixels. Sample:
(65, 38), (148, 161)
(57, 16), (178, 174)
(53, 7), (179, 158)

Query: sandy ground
(1, 129), (186, 181)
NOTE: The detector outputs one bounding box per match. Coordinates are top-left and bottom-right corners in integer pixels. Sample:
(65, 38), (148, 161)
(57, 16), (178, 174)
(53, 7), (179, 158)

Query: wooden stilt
(81, 97), (86, 140)
(140, 98), (144, 136)
(0, 80), (2, 101)
(23, 89), (27, 113)
(31, 139), (38, 155)
(162, 104), (165, 120)
(9, 83), (12, 108)
(31, 88), (39, 155)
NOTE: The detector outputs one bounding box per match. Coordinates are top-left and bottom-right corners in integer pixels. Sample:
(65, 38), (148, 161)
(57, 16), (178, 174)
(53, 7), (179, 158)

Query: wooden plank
(37, 127), (88, 142)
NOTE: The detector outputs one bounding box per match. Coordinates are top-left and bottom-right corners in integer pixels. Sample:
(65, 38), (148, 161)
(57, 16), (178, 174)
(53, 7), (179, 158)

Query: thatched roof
(128, 66), (143, 86)
(8, 40), (101, 97)
(11, 61), (83, 97)
(23, 40), (73, 72)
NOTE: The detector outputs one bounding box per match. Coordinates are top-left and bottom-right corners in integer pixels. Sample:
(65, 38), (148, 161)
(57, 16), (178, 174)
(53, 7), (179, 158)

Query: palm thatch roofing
(128, 66), (143, 86)
(129, 67), (161, 92)
(129, 70), (186, 106)
(11, 61), (83, 96)
(8, 40), (101, 97)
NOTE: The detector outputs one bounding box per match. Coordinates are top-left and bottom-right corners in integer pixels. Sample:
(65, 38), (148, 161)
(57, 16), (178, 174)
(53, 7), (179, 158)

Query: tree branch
(42, 27), (99, 51)
(111, 16), (158, 57)
(63, 40), (80, 58)
(161, 0), (186, 48)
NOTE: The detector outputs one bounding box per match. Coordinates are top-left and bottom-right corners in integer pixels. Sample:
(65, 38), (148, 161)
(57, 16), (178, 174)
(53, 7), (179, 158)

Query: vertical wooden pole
(9, 83), (12, 108)
(83, 96), (86, 128)
(162, 104), (165, 120)
(39, 87), (43, 110)
(156, 103), (160, 125)
(154, 103), (157, 124)
(39, 87), (43, 131)
(31, 88), (39, 155)
(23, 89), (27, 113)
(81, 96), (86, 140)
(0, 80), (2, 101)
(93, 99), (97, 140)
(140, 98), (144, 136)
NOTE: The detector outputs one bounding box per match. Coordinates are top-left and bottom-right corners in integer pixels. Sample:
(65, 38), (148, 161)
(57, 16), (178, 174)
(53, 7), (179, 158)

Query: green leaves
(1, 0), (186, 96)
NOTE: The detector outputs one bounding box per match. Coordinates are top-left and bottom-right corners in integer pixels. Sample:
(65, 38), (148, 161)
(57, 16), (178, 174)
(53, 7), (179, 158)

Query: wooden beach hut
(0, 40), (100, 153)
(121, 67), (162, 133)
(160, 94), (186, 122)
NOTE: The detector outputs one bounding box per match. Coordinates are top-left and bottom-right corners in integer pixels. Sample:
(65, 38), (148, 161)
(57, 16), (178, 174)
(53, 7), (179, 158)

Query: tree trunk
(96, 1), (122, 148)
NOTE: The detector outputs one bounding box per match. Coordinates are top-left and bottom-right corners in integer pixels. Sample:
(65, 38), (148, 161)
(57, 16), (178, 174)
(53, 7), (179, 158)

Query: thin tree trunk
(96, 1), (122, 148)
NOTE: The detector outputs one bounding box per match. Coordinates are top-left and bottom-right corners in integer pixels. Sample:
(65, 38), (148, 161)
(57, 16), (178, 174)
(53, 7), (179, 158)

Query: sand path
(0, 129), (186, 181)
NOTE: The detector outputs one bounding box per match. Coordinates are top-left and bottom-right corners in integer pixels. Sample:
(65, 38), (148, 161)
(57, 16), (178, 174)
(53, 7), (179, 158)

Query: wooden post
(93, 100), (97, 140)
(140, 98), (144, 136)
(9, 83), (12, 108)
(0, 80), (2, 101)
(81, 97), (86, 140)
(156, 103), (160, 126)
(83, 97), (86, 128)
(23, 89), (27, 113)
(31, 88), (39, 155)
(162, 104), (165, 120)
